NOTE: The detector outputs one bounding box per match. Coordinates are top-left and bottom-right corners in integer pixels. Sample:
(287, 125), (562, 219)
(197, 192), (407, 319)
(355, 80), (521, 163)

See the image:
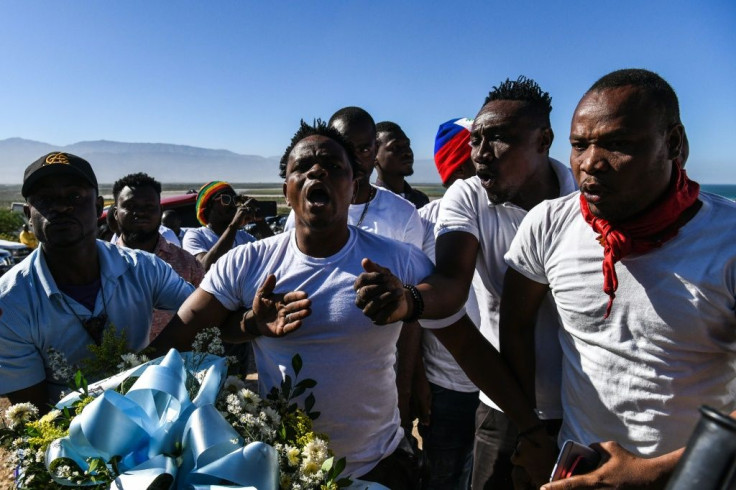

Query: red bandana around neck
(580, 164), (700, 318)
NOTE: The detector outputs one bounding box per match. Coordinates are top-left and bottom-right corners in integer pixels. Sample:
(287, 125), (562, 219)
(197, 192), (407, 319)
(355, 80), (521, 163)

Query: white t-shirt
(419, 198), (482, 393)
(435, 158), (577, 418)
(201, 227), (461, 477)
(182, 226), (256, 256)
(285, 185), (424, 249)
(505, 191), (736, 457)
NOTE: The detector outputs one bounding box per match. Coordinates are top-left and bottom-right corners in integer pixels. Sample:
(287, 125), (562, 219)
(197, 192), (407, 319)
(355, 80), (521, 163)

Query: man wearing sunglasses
(182, 181), (259, 271)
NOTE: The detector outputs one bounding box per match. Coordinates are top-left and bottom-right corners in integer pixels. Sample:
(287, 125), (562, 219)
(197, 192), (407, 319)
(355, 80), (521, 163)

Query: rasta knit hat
(22, 152), (98, 198)
(196, 181), (233, 225)
(434, 118), (473, 185)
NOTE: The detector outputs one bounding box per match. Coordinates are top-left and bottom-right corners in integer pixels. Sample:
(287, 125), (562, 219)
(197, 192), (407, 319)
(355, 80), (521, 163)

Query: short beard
(121, 228), (160, 245)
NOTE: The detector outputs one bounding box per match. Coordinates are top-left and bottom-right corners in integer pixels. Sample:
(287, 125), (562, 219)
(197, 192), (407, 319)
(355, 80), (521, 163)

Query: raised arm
(355, 231), (478, 323)
(149, 275), (311, 355)
(195, 206), (253, 271)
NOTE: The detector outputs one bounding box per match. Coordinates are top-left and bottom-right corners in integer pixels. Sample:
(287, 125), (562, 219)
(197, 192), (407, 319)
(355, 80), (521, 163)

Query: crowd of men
(0, 68), (734, 490)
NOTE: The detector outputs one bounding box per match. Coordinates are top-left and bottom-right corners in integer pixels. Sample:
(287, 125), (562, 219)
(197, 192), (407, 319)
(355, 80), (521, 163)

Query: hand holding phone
(550, 440), (602, 482)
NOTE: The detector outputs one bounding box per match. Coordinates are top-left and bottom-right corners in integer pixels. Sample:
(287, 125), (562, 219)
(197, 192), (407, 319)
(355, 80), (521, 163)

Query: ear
(96, 196), (104, 218)
(282, 182), (290, 207)
(666, 123), (685, 161)
(538, 127), (554, 154)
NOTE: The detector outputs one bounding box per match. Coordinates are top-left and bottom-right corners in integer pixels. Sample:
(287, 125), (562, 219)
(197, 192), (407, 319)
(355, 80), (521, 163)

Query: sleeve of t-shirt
(435, 179), (479, 240)
(0, 306), (46, 394)
(417, 212), (436, 260)
(150, 255), (197, 311)
(400, 244), (465, 330)
(200, 246), (256, 312)
(403, 208), (425, 250)
(182, 229), (210, 256)
(503, 202), (551, 285)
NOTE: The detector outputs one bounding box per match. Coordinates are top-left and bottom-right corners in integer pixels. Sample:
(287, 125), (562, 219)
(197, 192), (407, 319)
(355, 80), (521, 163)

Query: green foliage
(0, 208), (24, 236)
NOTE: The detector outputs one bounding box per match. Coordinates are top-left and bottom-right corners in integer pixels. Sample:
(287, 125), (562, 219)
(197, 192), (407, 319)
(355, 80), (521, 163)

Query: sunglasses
(213, 194), (238, 206)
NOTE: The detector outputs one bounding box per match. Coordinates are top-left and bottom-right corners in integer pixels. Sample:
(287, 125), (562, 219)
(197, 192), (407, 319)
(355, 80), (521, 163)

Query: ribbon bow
(46, 349), (279, 489)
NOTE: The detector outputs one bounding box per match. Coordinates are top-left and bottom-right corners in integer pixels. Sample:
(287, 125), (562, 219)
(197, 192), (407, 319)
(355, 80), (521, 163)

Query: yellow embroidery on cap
(44, 153), (70, 165)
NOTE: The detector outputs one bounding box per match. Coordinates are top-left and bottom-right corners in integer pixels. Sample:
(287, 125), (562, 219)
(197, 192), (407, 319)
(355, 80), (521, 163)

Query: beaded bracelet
(403, 284), (424, 322)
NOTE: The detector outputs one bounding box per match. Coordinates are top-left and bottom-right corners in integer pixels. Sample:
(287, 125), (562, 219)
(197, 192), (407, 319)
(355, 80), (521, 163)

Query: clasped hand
(354, 258), (410, 324)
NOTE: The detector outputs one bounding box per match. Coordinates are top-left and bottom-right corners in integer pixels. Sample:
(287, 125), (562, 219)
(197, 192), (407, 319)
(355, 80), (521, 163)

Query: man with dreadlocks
(182, 180), (259, 271)
(355, 76), (577, 489)
(151, 120), (464, 488)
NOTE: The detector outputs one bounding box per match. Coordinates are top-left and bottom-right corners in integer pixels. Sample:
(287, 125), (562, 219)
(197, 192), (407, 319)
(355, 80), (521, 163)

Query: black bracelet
(403, 284), (424, 322)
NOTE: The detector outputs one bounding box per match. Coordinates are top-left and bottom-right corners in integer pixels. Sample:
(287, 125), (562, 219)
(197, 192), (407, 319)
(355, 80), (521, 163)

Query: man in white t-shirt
(152, 120), (466, 488)
(283, 107), (425, 434)
(503, 69), (736, 490)
(356, 77), (577, 489)
(417, 116), (482, 490)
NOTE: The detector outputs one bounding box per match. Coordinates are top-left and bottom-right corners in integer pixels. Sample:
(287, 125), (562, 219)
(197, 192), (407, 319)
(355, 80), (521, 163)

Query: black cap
(22, 152), (98, 198)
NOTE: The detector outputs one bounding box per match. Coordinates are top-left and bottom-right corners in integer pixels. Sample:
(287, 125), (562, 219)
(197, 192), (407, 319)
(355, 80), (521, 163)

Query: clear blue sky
(1, 1), (734, 183)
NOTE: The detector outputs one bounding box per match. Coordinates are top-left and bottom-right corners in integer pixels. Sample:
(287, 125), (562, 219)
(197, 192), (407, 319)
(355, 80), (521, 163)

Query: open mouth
(476, 170), (496, 190)
(580, 180), (606, 204)
(306, 186), (330, 207)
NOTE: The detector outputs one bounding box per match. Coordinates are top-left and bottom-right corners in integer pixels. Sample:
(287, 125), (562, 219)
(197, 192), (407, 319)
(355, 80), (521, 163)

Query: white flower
(47, 348), (74, 381)
(238, 388), (261, 410)
(285, 445), (301, 467)
(262, 406), (281, 425)
(5, 402), (38, 429)
(301, 438), (329, 467)
(40, 409), (61, 424)
(122, 352), (142, 366)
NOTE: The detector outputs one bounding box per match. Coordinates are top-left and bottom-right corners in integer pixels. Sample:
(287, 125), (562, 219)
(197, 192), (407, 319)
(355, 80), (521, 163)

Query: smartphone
(550, 440), (601, 482)
(251, 200), (277, 218)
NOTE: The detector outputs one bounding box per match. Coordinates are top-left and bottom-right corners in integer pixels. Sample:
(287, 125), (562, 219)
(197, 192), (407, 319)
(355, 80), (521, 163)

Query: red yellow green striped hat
(196, 181), (232, 225)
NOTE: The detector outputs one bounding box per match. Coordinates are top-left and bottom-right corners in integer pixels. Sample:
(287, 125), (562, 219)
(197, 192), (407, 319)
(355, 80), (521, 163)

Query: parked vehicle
(0, 249), (14, 276)
(0, 239), (32, 265)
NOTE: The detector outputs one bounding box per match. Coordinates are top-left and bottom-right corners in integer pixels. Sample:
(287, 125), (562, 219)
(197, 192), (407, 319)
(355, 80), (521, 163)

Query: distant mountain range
(0, 138), (439, 184)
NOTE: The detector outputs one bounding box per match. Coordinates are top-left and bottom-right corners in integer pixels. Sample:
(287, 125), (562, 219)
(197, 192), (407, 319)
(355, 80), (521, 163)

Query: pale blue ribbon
(45, 349), (279, 489)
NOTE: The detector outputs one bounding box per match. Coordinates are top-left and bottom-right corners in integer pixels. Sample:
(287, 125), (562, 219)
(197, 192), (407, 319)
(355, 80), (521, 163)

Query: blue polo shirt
(0, 240), (195, 400)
